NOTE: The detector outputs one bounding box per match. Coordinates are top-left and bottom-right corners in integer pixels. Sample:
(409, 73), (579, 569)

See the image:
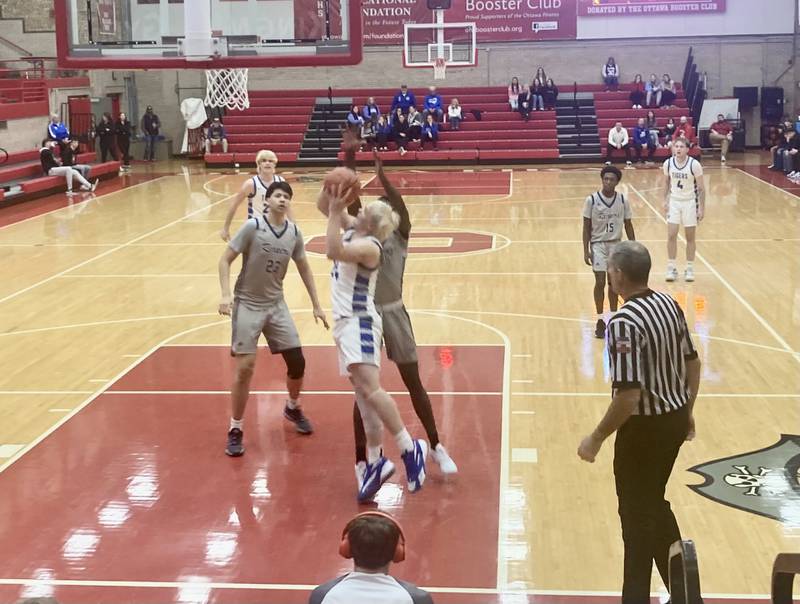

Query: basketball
(323, 167), (361, 204)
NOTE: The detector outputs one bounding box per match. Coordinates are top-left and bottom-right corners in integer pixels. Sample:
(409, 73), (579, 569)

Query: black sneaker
(283, 405), (313, 434)
(226, 428), (244, 456)
(594, 319), (606, 339)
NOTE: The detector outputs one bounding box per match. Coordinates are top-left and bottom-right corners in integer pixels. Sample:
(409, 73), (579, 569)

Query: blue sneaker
(357, 456), (395, 503)
(225, 428), (244, 457)
(401, 439), (428, 493)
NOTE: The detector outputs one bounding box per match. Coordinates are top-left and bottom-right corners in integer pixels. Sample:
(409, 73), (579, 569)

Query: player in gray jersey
(347, 151), (458, 483)
(218, 181), (329, 457)
(582, 165), (635, 338)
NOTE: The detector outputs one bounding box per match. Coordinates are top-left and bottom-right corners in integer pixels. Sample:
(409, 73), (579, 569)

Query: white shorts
(333, 314), (383, 376)
(590, 241), (619, 273)
(667, 199), (698, 227)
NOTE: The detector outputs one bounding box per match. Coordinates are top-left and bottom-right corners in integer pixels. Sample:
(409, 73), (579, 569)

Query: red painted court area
(361, 170), (511, 196)
(0, 345), (503, 604)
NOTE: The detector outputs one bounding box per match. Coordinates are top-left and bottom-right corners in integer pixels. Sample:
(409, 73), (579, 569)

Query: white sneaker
(604, 161), (612, 165)
(721, 155), (726, 163)
(91, 179), (99, 192)
(66, 190), (75, 196)
(665, 267), (678, 282)
(685, 267), (695, 282)
(431, 443), (458, 475)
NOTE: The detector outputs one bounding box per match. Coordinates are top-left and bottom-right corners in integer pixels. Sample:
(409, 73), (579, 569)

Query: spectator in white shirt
(606, 121), (632, 166)
(447, 98), (463, 130)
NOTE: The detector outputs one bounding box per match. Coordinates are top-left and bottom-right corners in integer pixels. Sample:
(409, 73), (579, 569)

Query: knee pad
(281, 347), (305, 379)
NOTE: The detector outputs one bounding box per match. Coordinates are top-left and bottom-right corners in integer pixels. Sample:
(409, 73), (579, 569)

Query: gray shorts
(377, 301), (418, 365)
(231, 298), (301, 355)
(590, 241), (619, 273)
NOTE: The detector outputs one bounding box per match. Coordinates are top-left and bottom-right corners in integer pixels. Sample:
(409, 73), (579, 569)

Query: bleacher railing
(0, 58), (86, 80)
(772, 553), (800, 604)
(668, 539), (703, 604)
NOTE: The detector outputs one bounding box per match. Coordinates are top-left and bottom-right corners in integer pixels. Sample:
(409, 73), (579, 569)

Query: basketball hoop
(433, 57), (447, 80)
(205, 68), (250, 111)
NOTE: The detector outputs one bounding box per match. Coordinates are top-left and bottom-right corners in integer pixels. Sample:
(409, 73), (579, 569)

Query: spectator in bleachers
(645, 73), (660, 107)
(709, 113), (733, 163)
(47, 113), (70, 143)
(390, 107), (404, 126)
(95, 112), (117, 162)
(542, 78), (559, 110)
(605, 122), (632, 166)
(518, 84), (532, 121)
(602, 57), (619, 91)
(391, 84), (416, 115)
(375, 115), (392, 151)
(770, 120), (799, 176)
(115, 112), (132, 170)
(360, 119), (376, 151)
(40, 140), (97, 195)
(674, 116), (696, 147)
(141, 105), (160, 161)
(645, 110), (660, 147)
(531, 78), (545, 111)
(205, 117), (229, 154)
(62, 139), (92, 179)
(347, 105), (364, 133)
(661, 117), (677, 148)
(362, 97), (381, 124)
(448, 98), (463, 130)
(508, 77), (521, 111)
(535, 66), (547, 83)
(421, 114), (439, 150)
(629, 74), (645, 109)
(391, 112), (409, 155)
(632, 117), (655, 163)
(658, 74), (677, 108)
(423, 86), (444, 122)
(407, 107), (424, 144)
(309, 511), (434, 604)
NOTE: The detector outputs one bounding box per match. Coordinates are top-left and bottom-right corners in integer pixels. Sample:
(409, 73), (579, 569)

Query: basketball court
(0, 0), (798, 601)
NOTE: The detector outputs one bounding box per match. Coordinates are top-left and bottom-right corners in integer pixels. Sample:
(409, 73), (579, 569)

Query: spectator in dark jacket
(205, 117), (228, 153)
(141, 105), (160, 161)
(391, 113), (409, 155)
(645, 110), (659, 147)
(602, 57), (619, 91)
(95, 112), (116, 162)
(423, 86), (444, 122)
(40, 140), (96, 195)
(771, 120), (800, 176)
(518, 85), (532, 121)
(629, 74), (645, 109)
(632, 117), (655, 163)
(531, 78), (544, 111)
(115, 112), (132, 169)
(407, 107), (423, 143)
(421, 114), (439, 150)
(360, 120), (376, 150)
(47, 113), (70, 143)
(542, 78), (558, 110)
(61, 139), (92, 178)
(658, 74), (677, 108)
(362, 97), (381, 124)
(391, 85), (416, 114)
(375, 115), (392, 151)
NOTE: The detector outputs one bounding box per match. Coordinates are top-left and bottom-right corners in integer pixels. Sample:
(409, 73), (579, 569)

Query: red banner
(97, 0), (116, 35)
(578, 0), (725, 16)
(295, 0), (343, 40)
(362, 0), (577, 46)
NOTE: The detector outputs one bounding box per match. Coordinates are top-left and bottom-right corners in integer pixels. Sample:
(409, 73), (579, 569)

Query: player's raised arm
(220, 178), (256, 241)
(341, 127), (360, 172)
(374, 150), (411, 238)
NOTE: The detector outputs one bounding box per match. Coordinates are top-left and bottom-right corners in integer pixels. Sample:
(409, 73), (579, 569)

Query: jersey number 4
(676, 180), (684, 189)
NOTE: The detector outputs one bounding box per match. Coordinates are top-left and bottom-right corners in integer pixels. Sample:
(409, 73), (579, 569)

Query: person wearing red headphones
(309, 511), (434, 604)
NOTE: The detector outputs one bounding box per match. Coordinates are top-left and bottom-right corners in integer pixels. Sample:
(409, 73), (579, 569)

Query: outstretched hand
(341, 127), (361, 153)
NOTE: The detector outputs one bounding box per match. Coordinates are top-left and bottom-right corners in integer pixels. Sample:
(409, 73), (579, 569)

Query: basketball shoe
(357, 457), (395, 503)
(665, 266), (678, 282)
(684, 266), (695, 282)
(594, 318), (606, 339)
(401, 439), (428, 493)
(431, 443), (458, 474)
(226, 428), (244, 457)
(283, 403), (313, 434)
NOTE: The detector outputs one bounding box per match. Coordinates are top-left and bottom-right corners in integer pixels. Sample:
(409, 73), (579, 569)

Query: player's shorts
(333, 313), (383, 376)
(667, 198), (698, 227)
(590, 241), (619, 273)
(231, 298), (301, 355)
(377, 300), (418, 365)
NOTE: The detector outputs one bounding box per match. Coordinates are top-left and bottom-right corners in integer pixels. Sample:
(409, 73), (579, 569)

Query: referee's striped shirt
(607, 289), (698, 416)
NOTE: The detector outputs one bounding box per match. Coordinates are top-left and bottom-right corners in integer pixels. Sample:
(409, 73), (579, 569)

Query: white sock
(394, 429), (414, 454)
(230, 418), (243, 431)
(686, 261), (694, 269)
(286, 398), (298, 410)
(596, 313), (604, 322)
(367, 446), (382, 464)
(667, 260), (676, 270)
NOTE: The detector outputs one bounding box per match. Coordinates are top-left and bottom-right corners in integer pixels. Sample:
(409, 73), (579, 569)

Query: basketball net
(205, 68), (250, 111)
(433, 57), (447, 80)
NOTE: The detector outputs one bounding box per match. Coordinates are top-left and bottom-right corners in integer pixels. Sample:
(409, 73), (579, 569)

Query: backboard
(403, 13), (477, 76)
(54, 0), (362, 69)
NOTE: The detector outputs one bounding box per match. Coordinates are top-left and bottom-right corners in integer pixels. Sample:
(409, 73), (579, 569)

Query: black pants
(614, 405), (689, 602)
(99, 137), (116, 162)
(118, 137), (131, 166)
(606, 143), (631, 162)
(634, 142), (655, 162)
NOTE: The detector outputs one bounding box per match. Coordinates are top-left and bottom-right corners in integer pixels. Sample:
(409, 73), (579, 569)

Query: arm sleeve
(228, 219), (257, 254)
(608, 129), (615, 145)
(621, 129), (629, 145)
(662, 159), (670, 176)
(308, 577), (346, 604)
(398, 580), (435, 604)
(292, 225), (307, 261)
(582, 195), (593, 219)
(692, 160), (704, 178)
(607, 318), (644, 389)
(679, 309), (698, 360)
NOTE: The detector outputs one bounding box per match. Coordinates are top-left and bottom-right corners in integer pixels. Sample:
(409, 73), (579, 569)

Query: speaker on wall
(761, 87), (784, 121)
(427, 0), (452, 9)
(733, 86), (758, 109)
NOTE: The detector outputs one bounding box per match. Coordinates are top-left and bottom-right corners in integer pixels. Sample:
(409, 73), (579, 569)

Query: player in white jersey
(582, 165), (635, 338)
(218, 181), (329, 457)
(662, 138), (705, 282)
(321, 181), (428, 503)
(219, 149), (285, 242)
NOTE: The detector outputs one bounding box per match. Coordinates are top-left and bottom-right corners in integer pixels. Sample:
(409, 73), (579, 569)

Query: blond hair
(255, 149), (278, 165)
(364, 200), (400, 242)
(673, 137), (689, 148)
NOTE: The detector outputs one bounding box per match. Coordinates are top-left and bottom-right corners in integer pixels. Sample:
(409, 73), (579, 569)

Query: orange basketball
(323, 167), (361, 204)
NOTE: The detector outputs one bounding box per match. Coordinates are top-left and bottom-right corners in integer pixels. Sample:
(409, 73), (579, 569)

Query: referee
(577, 241), (701, 602)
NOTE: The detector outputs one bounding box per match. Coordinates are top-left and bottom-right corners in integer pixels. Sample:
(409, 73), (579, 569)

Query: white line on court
(0, 313), (218, 338)
(628, 183), (800, 364)
(735, 166), (799, 199)
(108, 390), (500, 396)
